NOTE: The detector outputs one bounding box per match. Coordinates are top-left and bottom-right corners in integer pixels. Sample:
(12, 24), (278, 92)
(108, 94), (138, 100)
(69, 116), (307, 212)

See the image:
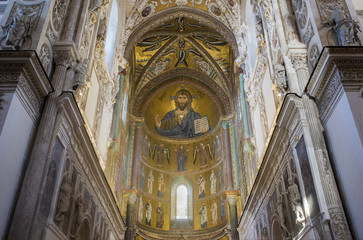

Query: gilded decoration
(124, 7), (239, 62)
(137, 125), (228, 231)
(134, 17), (232, 96)
(143, 84), (220, 137)
(133, 69), (232, 117)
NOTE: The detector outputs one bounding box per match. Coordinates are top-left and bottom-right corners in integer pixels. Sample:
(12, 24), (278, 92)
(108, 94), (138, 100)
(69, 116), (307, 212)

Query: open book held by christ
(194, 116), (209, 135)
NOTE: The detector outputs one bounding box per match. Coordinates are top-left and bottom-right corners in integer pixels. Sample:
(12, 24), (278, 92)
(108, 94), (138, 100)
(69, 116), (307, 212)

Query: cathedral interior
(0, 0), (362, 239)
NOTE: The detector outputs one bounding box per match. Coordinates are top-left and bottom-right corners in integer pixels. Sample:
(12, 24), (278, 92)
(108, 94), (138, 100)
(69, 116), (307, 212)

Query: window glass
(176, 185), (188, 219)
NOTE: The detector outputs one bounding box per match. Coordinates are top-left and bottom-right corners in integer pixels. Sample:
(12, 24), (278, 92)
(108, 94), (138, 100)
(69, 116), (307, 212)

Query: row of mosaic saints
(137, 89), (227, 229)
(138, 194), (226, 229)
(142, 134), (222, 170)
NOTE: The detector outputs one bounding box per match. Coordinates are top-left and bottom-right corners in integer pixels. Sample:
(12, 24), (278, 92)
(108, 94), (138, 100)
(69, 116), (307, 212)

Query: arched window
(176, 185), (188, 219)
(170, 176), (193, 229)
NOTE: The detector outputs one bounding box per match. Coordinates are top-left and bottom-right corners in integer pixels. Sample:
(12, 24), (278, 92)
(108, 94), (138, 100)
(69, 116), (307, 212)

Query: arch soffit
(135, 35), (231, 96)
(133, 68), (232, 117)
(124, 7), (239, 62)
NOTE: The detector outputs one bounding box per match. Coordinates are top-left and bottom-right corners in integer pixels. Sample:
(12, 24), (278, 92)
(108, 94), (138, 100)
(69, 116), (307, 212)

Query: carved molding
(56, 93), (126, 237)
(306, 47), (363, 123)
(0, 51), (52, 121)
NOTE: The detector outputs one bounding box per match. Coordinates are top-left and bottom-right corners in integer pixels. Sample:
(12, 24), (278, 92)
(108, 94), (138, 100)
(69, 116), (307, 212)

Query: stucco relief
(1, 1), (45, 49)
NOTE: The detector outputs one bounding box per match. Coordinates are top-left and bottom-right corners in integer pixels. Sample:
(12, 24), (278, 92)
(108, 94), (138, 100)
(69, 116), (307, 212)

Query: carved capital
(291, 54), (308, 70)
(53, 42), (78, 67)
(226, 195), (238, 205)
(128, 193), (137, 204)
(53, 51), (72, 67)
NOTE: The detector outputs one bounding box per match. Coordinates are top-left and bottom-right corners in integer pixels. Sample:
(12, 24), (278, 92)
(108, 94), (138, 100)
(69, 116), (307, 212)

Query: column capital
(128, 193), (137, 204)
(53, 42), (78, 67)
(226, 191), (239, 205)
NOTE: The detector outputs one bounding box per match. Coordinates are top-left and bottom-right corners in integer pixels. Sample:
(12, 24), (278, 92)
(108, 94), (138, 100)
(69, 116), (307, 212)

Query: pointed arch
(124, 7), (239, 62)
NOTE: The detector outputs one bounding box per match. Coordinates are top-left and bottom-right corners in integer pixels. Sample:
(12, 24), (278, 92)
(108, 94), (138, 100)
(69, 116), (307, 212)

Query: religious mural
(155, 89), (210, 138)
(144, 84), (220, 137)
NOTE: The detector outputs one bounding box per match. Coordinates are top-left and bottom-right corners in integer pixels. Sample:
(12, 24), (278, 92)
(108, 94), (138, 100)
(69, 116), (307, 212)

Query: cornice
(306, 47), (363, 123)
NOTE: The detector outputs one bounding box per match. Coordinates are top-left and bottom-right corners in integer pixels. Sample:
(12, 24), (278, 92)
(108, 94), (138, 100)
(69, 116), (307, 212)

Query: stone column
(301, 95), (352, 240)
(131, 121), (143, 189)
(60, 0), (83, 41)
(125, 193), (137, 240)
(291, 53), (309, 94)
(222, 120), (234, 190)
(227, 194), (239, 240)
(7, 45), (73, 240)
(238, 70), (251, 138)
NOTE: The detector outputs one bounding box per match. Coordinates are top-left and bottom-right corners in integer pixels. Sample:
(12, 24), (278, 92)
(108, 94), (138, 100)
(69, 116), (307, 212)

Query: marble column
(125, 193), (137, 240)
(131, 121), (143, 189)
(227, 194), (239, 240)
(222, 121), (234, 190)
(60, 0), (84, 41)
(291, 53), (309, 94)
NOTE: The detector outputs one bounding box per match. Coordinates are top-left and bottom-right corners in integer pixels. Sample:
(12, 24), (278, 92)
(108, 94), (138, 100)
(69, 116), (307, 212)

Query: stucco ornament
(1, 2), (44, 49)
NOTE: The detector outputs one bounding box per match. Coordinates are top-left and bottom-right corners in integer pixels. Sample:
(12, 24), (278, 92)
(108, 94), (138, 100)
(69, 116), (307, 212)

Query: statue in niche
(211, 200), (218, 226)
(198, 174), (206, 198)
(147, 170), (154, 194)
(262, 225), (269, 240)
(155, 89), (210, 138)
(322, 8), (361, 46)
(218, 167), (224, 190)
(72, 59), (88, 90)
(138, 196), (143, 221)
(39, 44), (51, 72)
(153, 143), (169, 166)
(287, 177), (305, 228)
(175, 145), (188, 171)
(71, 194), (85, 239)
(145, 201), (152, 226)
(199, 203), (208, 228)
(157, 174), (165, 197)
(276, 191), (290, 237)
(275, 64), (287, 94)
(1, 6), (40, 49)
(220, 196), (225, 221)
(309, 44), (320, 69)
(97, 17), (107, 41)
(156, 204), (164, 228)
(54, 174), (73, 226)
(140, 166), (145, 189)
(142, 135), (151, 158)
(210, 170), (217, 194)
(193, 143), (212, 168)
(213, 135), (222, 159)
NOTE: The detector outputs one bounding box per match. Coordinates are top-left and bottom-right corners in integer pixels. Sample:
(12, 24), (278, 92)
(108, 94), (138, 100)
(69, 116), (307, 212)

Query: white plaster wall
(98, 102), (113, 166)
(346, 91), (363, 143)
(0, 95), (34, 237)
(244, 0), (258, 71)
(352, 0), (363, 25)
(262, 68), (276, 129)
(105, 0), (118, 72)
(85, 69), (99, 129)
(325, 93), (363, 239)
(253, 105), (265, 159)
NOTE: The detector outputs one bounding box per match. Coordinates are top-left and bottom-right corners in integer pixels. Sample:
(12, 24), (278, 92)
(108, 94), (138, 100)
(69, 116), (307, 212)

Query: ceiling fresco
(121, 0), (243, 66)
(133, 17), (232, 97)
